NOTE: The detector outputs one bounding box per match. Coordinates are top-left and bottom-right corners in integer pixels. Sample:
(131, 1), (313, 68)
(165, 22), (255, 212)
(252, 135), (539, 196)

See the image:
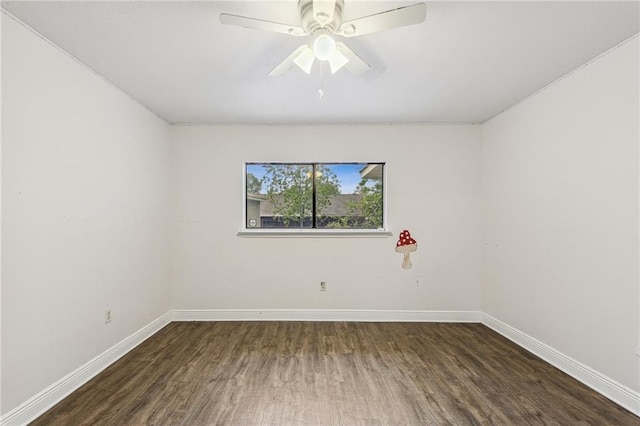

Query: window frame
(239, 162), (391, 237)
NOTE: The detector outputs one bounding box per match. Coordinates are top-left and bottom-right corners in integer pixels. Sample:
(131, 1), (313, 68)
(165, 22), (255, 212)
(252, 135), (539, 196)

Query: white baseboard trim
(172, 309), (483, 323)
(482, 313), (640, 417)
(0, 312), (172, 426)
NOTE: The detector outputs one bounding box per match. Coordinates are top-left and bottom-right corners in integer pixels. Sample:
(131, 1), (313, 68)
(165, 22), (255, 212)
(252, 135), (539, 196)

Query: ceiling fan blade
(337, 3), (427, 37)
(269, 46), (310, 76)
(313, 0), (336, 26)
(220, 13), (306, 36)
(293, 46), (316, 74)
(335, 42), (370, 75)
(328, 49), (349, 74)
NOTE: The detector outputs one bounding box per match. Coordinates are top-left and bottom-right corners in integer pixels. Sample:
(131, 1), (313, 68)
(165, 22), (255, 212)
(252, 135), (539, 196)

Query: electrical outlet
(320, 281), (327, 291)
(104, 309), (112, 324)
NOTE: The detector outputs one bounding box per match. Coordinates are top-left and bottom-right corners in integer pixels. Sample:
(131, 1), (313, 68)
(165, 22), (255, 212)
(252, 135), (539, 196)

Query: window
(245, 163), (385, 230)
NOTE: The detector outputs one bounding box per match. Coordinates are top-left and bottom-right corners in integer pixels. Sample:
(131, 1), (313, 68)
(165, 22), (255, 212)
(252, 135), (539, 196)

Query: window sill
(237, 229), (393, 238)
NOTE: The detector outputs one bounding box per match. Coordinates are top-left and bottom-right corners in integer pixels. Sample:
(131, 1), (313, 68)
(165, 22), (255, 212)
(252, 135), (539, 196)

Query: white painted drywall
(1, 14), (172, 414)
(171, 124), (482, 311)
(482, 36), (639, 391)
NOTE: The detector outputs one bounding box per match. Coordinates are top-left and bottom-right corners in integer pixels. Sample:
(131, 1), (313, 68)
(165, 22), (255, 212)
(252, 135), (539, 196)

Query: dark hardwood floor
(31, 322), (639, 425)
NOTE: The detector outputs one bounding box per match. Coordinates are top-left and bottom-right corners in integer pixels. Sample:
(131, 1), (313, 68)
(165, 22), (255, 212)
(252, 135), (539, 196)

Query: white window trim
(240, 161), (390, 237)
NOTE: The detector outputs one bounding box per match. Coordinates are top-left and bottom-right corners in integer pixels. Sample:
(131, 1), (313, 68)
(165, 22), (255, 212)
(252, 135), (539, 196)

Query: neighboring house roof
(258, 194), (363, 217)
(360, 164), (383, 180)
(247, 193), (267, 202)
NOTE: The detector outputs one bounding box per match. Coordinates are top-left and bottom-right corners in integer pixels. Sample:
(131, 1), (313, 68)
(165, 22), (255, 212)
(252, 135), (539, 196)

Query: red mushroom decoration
(395, 230), (417, 269)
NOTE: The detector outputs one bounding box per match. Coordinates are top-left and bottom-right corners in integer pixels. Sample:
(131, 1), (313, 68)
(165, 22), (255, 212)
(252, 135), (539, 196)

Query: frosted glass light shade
(312, 34), (336, 61)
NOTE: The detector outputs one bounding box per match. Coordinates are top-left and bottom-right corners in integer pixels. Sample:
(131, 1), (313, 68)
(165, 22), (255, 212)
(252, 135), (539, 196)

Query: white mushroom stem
(402, 252), (412, 269)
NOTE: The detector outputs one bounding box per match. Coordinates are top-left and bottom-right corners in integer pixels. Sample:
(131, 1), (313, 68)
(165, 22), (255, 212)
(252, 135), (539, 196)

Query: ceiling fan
(220, 0), (427, 77)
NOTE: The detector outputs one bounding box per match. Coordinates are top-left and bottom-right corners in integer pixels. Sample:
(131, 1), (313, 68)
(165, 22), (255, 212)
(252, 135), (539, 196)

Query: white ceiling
(2, 1), (639, 125)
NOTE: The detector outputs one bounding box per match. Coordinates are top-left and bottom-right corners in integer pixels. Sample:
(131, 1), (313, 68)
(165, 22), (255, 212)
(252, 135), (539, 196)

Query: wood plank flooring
(31, 322), (639, 425)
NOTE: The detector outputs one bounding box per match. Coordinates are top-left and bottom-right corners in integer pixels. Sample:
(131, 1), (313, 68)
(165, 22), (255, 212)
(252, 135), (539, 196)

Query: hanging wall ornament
(395, 230), (418, 269)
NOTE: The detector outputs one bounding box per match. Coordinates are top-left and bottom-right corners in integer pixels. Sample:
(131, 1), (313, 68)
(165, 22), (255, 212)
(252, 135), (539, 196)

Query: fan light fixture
(220, 0), (428, 77)
(312, 32), (336, 61)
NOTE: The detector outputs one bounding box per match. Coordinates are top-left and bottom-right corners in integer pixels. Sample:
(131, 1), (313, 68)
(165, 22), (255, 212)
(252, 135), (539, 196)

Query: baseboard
(0, 312), (172, 426)
(172, 309), (484, 322)
(482, 313), (640, 417)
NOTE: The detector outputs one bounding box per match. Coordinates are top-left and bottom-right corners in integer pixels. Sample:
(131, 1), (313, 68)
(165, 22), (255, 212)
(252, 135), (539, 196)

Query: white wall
(171, 125), (482, 312)
(482, 36), (639, 392)
(1, 13), (172, 414)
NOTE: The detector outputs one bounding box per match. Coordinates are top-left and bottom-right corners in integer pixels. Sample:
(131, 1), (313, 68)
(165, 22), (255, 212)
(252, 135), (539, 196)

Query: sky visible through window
(247, 163), (365, 194)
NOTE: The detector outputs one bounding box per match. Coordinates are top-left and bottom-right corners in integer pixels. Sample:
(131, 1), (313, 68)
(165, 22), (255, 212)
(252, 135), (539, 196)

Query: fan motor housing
(298, 0), (344, 33)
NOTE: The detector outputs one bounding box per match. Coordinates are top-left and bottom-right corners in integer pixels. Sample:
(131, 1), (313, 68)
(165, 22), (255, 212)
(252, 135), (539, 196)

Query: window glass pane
(246, 163), (313, 228)
(316, 163), (384, 229)
(246, 163), (384, 230)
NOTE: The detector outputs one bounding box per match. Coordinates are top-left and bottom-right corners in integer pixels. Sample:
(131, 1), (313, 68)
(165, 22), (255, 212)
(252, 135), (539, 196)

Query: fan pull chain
(318, 62), (325, 99)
